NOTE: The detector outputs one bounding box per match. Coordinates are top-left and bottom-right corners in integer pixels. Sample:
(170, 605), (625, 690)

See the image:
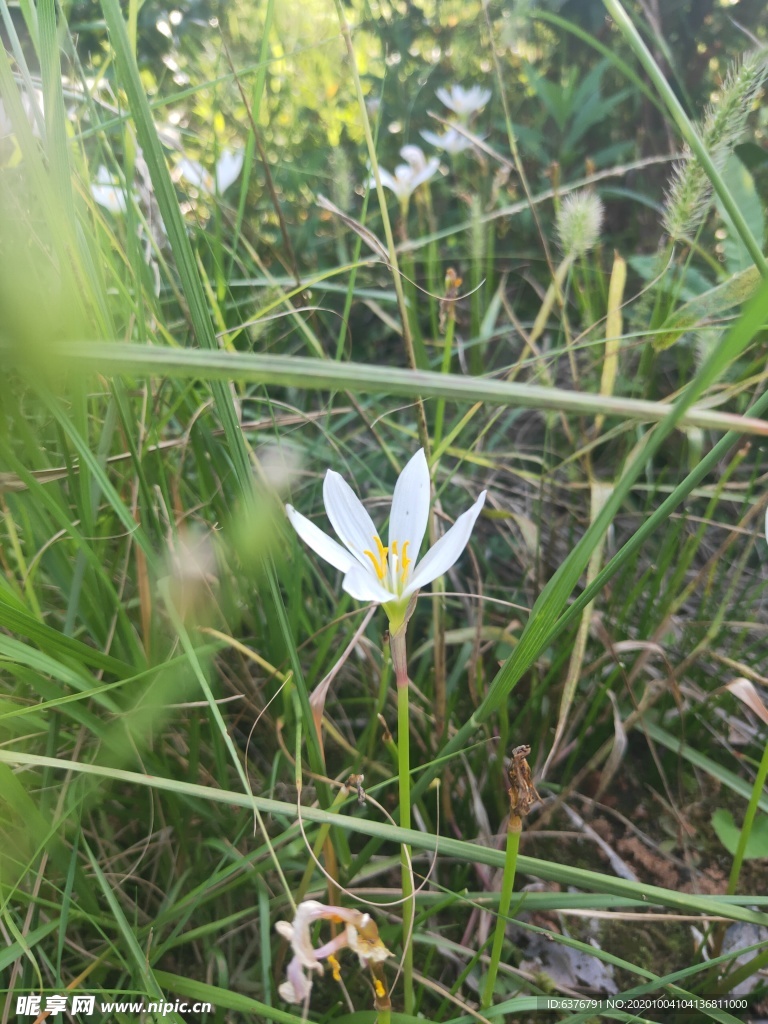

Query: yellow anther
(400, 540), (411, 574)
(374, 979), (386, 998)
(328, 954), (342, 982)
(363, 534), (388, 580)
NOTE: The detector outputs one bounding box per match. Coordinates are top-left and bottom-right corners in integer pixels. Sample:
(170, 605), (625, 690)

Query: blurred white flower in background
(213, 148), (245, 192)
(177, 148), (244, 195)
(370, 144), (439, 203)
(420, 125), (480, 155)
(90, 165), (130, 214)
(436, 84), (492, 119)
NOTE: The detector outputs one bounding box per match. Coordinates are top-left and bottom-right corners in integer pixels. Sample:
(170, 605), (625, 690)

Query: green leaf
(717, 153), (766, 275)
(712, 809), (768, 860)
(653, 265), (761, 351)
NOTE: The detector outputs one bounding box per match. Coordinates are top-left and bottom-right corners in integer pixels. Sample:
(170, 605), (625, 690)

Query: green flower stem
(481, 820), (521, 1008)
(390, 628), (415, 1016)
(433, 309), (456, 450)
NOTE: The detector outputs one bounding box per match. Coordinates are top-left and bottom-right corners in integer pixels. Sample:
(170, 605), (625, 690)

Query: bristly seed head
(556, 191), (604, 258)
(663, 50), (768, 241)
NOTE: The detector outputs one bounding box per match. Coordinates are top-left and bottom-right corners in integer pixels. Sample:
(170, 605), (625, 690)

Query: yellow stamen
(328, 954), (342, 982)
(374, 979), (386, 998)
(400, 540), (411, 575)
(363, 534), (388, 580)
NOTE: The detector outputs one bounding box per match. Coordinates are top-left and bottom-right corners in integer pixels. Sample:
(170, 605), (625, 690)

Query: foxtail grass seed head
(275, 901), (392, 1006)
(663, 50), (768, 241)
(285, 449), (485, 636)
(164, 526), (218, 623)
(330, 145), (354, 211)
(556, 191), (604, 258)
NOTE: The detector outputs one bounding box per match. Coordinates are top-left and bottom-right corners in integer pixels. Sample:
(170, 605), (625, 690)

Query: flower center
(363, 535), (412, 592)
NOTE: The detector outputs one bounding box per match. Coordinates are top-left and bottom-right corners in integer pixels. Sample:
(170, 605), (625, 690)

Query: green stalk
(481, 823), (520, 1008)
(727, 738), (768, 896)
(433, 307), (456, 450)
(390, 629), (414, 1015)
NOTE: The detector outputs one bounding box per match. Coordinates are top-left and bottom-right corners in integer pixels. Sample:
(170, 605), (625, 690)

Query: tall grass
(1, 0), (767, 1021)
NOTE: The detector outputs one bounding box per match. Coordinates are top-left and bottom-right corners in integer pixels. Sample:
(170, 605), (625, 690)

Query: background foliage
(1, 0), (768, 1021)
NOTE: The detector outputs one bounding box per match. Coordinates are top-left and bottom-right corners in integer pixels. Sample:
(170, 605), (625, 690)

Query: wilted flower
(370, 145), (439, 203)
(286, 449), (485, 634)
(177, 148), (244, 195)
(421, 126), (480, 155)
(275, 900), (392, 1005)
(436, 84), (492, 119)
(556, 191), (604, 258)
(90, 165), (130, 214)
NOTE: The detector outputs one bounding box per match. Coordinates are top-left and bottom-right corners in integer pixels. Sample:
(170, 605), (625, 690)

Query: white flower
(0, 88), (45, 141)
(286, 449), (485, 632)
(436, 84), (492, 119)
(90, 165), (130, 214)
(214, 148), (244, 192)
(177, 149), (244, 195)
(421, 126), (479, 155)
(275, 900), (392, 1005)
(370, 145), (439, 203)
(177, 156), (215, 194)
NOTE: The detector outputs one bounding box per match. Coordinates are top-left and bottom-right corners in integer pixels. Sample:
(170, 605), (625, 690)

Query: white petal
(215, 148), (244, 192)
(285, 504), (355, 573)
(91, 183), (128, 214)
(435, 87), (457, 113)
(388, 449), (430, 568)
(409, 157), (439, 190)
(178, 157), (214, 194)
(372, 169), (397, 194)
(399, 144), (427, 170)
(279, 957), (314, 1003)
(323, 469), (380, 566)
(420, 129), (443, 148)
(341, 564), (394, 604)
(438, 127), (475, 154)
(404, 490), (486, 595)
